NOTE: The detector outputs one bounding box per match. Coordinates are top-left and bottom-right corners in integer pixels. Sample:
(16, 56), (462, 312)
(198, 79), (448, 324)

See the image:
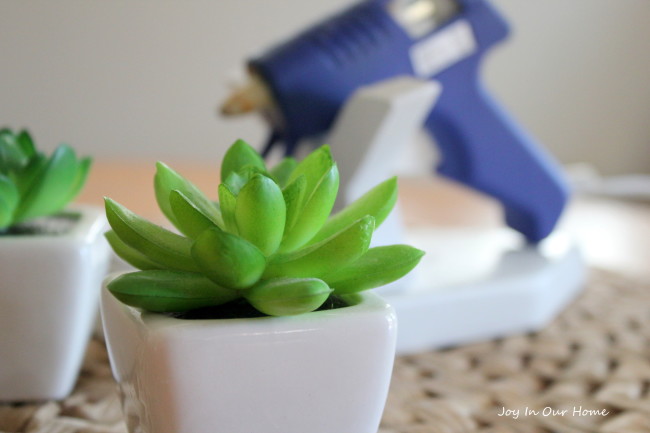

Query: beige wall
(486, 0), (650, 175)
(0, 0), (648, 174)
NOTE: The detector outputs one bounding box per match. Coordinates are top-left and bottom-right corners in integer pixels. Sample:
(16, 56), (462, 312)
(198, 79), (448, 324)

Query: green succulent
(105, 139), (424, 317)
(0, 128), (91, 232)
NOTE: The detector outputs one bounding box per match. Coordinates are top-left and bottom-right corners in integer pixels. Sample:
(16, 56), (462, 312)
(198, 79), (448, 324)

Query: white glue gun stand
(322, 76), (586, 355)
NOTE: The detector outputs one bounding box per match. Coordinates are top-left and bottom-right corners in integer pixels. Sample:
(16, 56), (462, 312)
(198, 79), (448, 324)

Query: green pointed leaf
(108, 270), (239, 313)
(13, 153), (47, 196)
(280, 163), (339, 252)
(218, 184), (238, 234)
(167, 189), (221, 238)
(322, 245), (425, 295)
(265, 216), (374, 279)
(0, 196), (14, 229)
(282, 175), (306, 233)
(286, 145), (333, 193)
(235, 174), (286, 256)
(0, 175), (19, 228)
(311, 176), (398, 245)
(0, 130), (29, 172)
(269, 156), (297, 187)
(223, 165), (267, 195)
(154, 162), (223, 230)
(220, 139), (266, 183)
(105, 197), (199, 272)
(15, 130), (36, 159)
(105, 230), (164, 271)
(0, 174), (19, 213)
(14, 144), (78, 223)
(244, 277), (332, 316)
(61, 156), (92, 205)
(191, 228), (266, 289)
(223, 170), (248, 196)
(0, 129), (11, 144)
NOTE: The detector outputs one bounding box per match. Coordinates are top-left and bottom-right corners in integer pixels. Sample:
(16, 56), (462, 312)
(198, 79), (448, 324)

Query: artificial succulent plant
(105, 139), (424, 317)
(0, 129), (91, 232)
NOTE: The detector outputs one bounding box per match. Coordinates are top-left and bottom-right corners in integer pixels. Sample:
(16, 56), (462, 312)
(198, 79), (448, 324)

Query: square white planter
(0, 206), (111, 402)
(101, 278), (397, 433)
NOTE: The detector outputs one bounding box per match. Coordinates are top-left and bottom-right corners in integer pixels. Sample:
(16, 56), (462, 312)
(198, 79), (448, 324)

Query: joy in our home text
(497, 406), (610, 420)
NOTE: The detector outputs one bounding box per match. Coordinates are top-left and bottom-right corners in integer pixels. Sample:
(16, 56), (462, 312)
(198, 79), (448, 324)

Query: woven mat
(2, 270), (649, 433)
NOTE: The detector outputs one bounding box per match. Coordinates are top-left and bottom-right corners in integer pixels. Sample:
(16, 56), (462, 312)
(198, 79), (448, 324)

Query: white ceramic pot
(101, 276), (397, 433)
(0, 206), (111, 402)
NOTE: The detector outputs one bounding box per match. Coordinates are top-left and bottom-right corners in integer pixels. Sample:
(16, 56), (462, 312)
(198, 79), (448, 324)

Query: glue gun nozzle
(220, 75), (273, 117)
(220, 93), (256, 116)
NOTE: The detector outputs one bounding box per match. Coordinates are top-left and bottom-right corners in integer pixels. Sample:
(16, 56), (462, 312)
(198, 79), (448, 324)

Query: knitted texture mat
(1, 270), (649, 433)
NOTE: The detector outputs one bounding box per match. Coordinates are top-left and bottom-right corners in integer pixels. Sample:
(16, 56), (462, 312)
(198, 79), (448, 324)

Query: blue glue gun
(229, 0), (569, 243)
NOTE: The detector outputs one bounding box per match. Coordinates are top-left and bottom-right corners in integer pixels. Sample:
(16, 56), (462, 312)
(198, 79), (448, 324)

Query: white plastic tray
(384, 227), (585, 354)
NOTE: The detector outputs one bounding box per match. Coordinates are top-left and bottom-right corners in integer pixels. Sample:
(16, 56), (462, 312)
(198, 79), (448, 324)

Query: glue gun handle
(425, 60), (569, 243)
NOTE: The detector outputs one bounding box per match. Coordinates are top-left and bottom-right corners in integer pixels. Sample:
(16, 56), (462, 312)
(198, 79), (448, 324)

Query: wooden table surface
(77, 160), (650, 280)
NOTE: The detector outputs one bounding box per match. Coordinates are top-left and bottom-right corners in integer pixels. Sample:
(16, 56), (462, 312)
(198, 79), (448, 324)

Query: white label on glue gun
(409, 19), (477, 78)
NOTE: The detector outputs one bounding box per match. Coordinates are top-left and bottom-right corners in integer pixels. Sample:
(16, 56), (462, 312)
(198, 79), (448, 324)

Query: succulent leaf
(0, 196), (14, 229)
(223, 170), (248, 195)
(105, 230), (164, 270)
(265, 216), (374, 279)
(154, 162), (224, 231)
(280, 163), (339, 252)
(269, 156), (297, 187)
(191, 228), (266, 289)
(61, 156), (92, 206)
(15, 130), (36, 159)
(0, 167), (19, 229)
(14, 144), (78, 223)
(244, 277), (332, 316)
(0, 130), (30, 172)
(286, 145), (333, 192)
(223, 165), (267, 195)
(235, 174), (286, 256)
(13, 153), (47, 196)
(220, 139), (266, 183)
(217, 183), (238, 234)
(169, 190), (221, 238)
(0, 197), (14, 228)
(310, 176), (398, 244)
(0, 174), (19, 214)
(0, 129), (11, 145)
(108, 270), (239, 313)
(105, 197), (199, 272)
(281, 175), (306, 233)
(322, 245), (425, 294)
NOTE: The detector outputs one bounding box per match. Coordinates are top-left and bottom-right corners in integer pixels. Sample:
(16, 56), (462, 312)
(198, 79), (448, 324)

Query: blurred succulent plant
(105, 139), (424, 317)
(0, 129), (91, 232)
